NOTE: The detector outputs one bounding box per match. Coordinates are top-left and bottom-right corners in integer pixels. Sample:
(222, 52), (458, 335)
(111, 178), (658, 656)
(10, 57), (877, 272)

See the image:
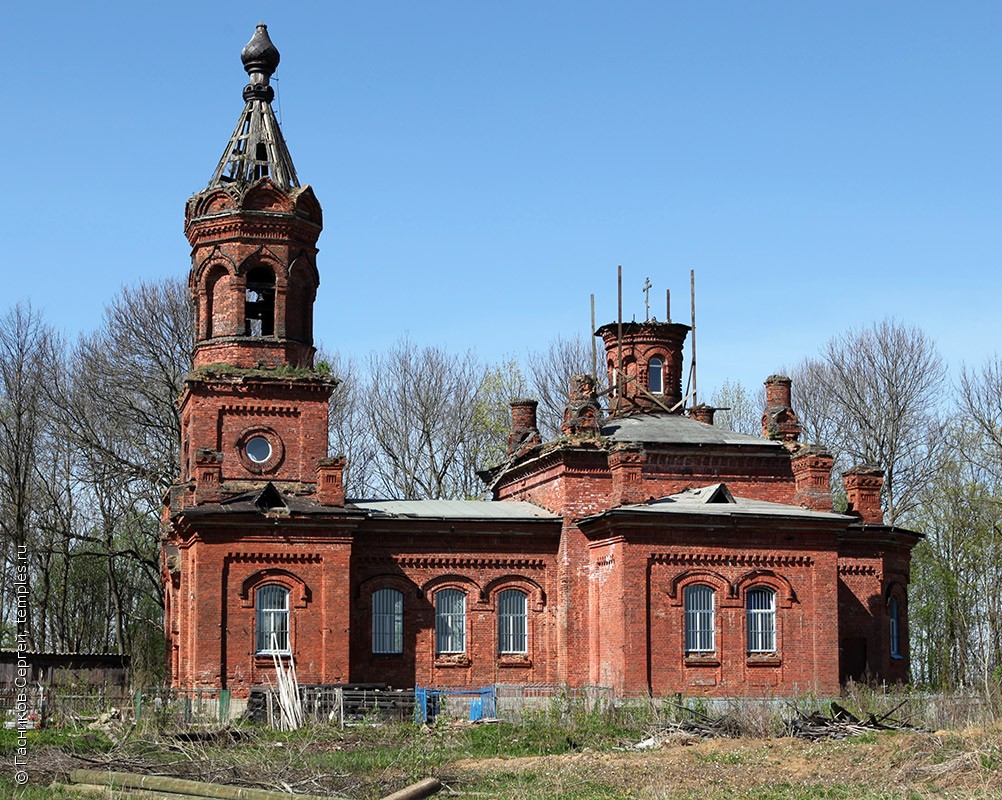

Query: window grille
(889, 596), (901, 657)
(256, 584), (290, 654)
(649, 357), (664, 394)
(684, 584), (715, 653)
(497, 590), (528, 654)
(372, 588), (403, 654)
(746, 587), (776, 653)
(435, 589), (466, 654)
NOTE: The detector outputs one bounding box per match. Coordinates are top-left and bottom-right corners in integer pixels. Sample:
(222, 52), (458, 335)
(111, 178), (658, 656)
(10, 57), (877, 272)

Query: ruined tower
(174, 23), (333, 506)
(595, 320), (690, 415)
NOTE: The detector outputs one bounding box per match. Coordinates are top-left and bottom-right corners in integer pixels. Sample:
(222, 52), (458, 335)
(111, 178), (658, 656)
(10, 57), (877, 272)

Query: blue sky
(6, 2), (1000, 399)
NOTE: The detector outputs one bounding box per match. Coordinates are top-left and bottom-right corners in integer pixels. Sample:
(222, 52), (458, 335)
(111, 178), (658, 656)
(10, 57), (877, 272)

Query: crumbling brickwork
(164, 25), (920, 699)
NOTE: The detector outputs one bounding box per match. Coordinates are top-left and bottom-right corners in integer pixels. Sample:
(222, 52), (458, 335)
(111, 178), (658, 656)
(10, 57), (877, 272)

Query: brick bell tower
(175, 23), (333, 505)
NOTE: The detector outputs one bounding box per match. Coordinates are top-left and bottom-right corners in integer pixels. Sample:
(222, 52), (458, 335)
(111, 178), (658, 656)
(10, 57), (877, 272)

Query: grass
(2, 690), (1001, 799)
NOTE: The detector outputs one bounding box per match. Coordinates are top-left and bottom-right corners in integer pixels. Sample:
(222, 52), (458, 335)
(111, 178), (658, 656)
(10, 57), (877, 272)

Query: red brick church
(163, 25), (919, 699)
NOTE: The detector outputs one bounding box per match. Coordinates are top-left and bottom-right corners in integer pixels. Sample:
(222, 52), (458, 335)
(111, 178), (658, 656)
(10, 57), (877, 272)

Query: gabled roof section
(253, 483), (287, 512)
(208, 23), (300, 191)
(693, 483), (736, 504)
(578, 483), (854, 526)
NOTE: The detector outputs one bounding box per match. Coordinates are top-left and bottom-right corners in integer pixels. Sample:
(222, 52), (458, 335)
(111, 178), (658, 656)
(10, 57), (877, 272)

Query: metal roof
(580, 483), (854, 524)
(351, 499), (559, 521)
(601, 413), (782, 447)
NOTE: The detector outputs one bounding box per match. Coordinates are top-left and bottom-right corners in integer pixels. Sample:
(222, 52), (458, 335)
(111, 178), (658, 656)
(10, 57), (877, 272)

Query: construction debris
(632, 700), (927, 748)
(790, 701), (926, 740)
(269, 636), (304, 731)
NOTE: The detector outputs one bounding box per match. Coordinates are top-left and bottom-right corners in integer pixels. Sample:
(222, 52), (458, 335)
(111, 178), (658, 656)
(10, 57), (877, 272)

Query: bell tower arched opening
(245, 266), (276, 337)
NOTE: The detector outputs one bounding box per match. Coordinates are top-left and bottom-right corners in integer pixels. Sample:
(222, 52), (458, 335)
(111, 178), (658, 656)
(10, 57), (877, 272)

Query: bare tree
(32, 278), (192, 667)
(57, 277), (193, 510)
(709, 379), (762, 435)
(0, 304), (60, 647)
(470, 358), (529, 474)
(527, 334), (593, 438)
(909, 423), (1002, 689)
(317, 349), (378, 498)
(960, 356), (1002, 475)
(366, 338), (486, 499)
(790, 319), (946, 524)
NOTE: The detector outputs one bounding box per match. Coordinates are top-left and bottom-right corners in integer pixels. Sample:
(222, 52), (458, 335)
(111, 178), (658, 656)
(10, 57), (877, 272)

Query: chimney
(316, 456), (346, 507)
(609, 445), (646, 506)
(690, 404), (715, 425)
(843, 464), (884, 524)
(561, 374), (602, 437)
(508, 399), (542, 456)
(791, 445), (834, 512)
(761, 374), (802, 444)
(193, 448), (223, 505)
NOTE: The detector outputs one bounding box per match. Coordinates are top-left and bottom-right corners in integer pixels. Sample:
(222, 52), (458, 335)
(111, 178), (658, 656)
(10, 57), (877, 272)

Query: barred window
(746, 587), (776, 653)
(435, 589), (466, 654)
(649, 357), (664, 394)
(889, 596), (901, 658)
(684, 584), (715, 653)
(498, 590), (528, 654)
(372, 588), (403, 654)
(256, 585), (290, 654)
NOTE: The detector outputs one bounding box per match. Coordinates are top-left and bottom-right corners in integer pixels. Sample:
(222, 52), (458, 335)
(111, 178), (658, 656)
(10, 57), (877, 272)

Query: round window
(245, 436), (272, 464)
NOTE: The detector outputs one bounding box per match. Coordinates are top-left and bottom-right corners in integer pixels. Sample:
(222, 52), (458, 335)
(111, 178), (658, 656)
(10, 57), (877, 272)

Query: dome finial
(208, 23), (300, 189)
(241, 22), (280, 78)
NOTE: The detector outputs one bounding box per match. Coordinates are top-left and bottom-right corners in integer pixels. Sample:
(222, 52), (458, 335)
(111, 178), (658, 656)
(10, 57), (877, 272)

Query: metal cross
(642, 277), (652, 321)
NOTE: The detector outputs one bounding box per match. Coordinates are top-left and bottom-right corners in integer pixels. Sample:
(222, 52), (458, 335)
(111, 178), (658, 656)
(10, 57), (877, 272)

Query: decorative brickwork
(164, 24), (921, 701)
(843, 465), (885, 523)
(596, 320), (690, 414)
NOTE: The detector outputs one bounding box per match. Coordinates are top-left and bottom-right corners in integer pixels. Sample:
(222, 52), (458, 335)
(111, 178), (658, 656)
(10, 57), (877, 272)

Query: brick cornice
(359, 555), (547, 570)
(837, 562), (879, 576)
(220, 403), (300, 415)
(649, 552), (814, 568)
(225, 551), (322, 564)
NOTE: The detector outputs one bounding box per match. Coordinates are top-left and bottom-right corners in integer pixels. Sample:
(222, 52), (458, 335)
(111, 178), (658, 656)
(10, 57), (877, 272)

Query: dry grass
(4, 689), (1002, 799)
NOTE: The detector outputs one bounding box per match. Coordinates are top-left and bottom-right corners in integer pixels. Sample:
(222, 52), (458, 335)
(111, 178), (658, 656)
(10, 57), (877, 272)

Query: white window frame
(648, 357), (664, 395)
(746, 587), (776, 653)
(889, 596), (901, 658)
(372, 588), (404, 655)
(435, 589), (466, 654)
(256, 584), (290, 654)
(497, 589), (528, 655)
(684, 584), (715, 653)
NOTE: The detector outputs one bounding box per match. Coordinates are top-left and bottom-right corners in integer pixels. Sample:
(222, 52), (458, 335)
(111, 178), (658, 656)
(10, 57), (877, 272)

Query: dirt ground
(449, 728), (1002, 798)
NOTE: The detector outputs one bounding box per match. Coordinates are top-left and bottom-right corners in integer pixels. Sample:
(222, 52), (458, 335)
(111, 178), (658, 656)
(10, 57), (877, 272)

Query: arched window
(256, 585), (290, 654)
(435, 589), (466, 654)
(684, 584), (715, 653)
(746, 587), (776, 653)
(372, 588), (404, 654)
(889, 596), (901, 658)
(649, 357), (664, 394)
(245, 266), (275, 336)
(497, 590), (528, 654)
